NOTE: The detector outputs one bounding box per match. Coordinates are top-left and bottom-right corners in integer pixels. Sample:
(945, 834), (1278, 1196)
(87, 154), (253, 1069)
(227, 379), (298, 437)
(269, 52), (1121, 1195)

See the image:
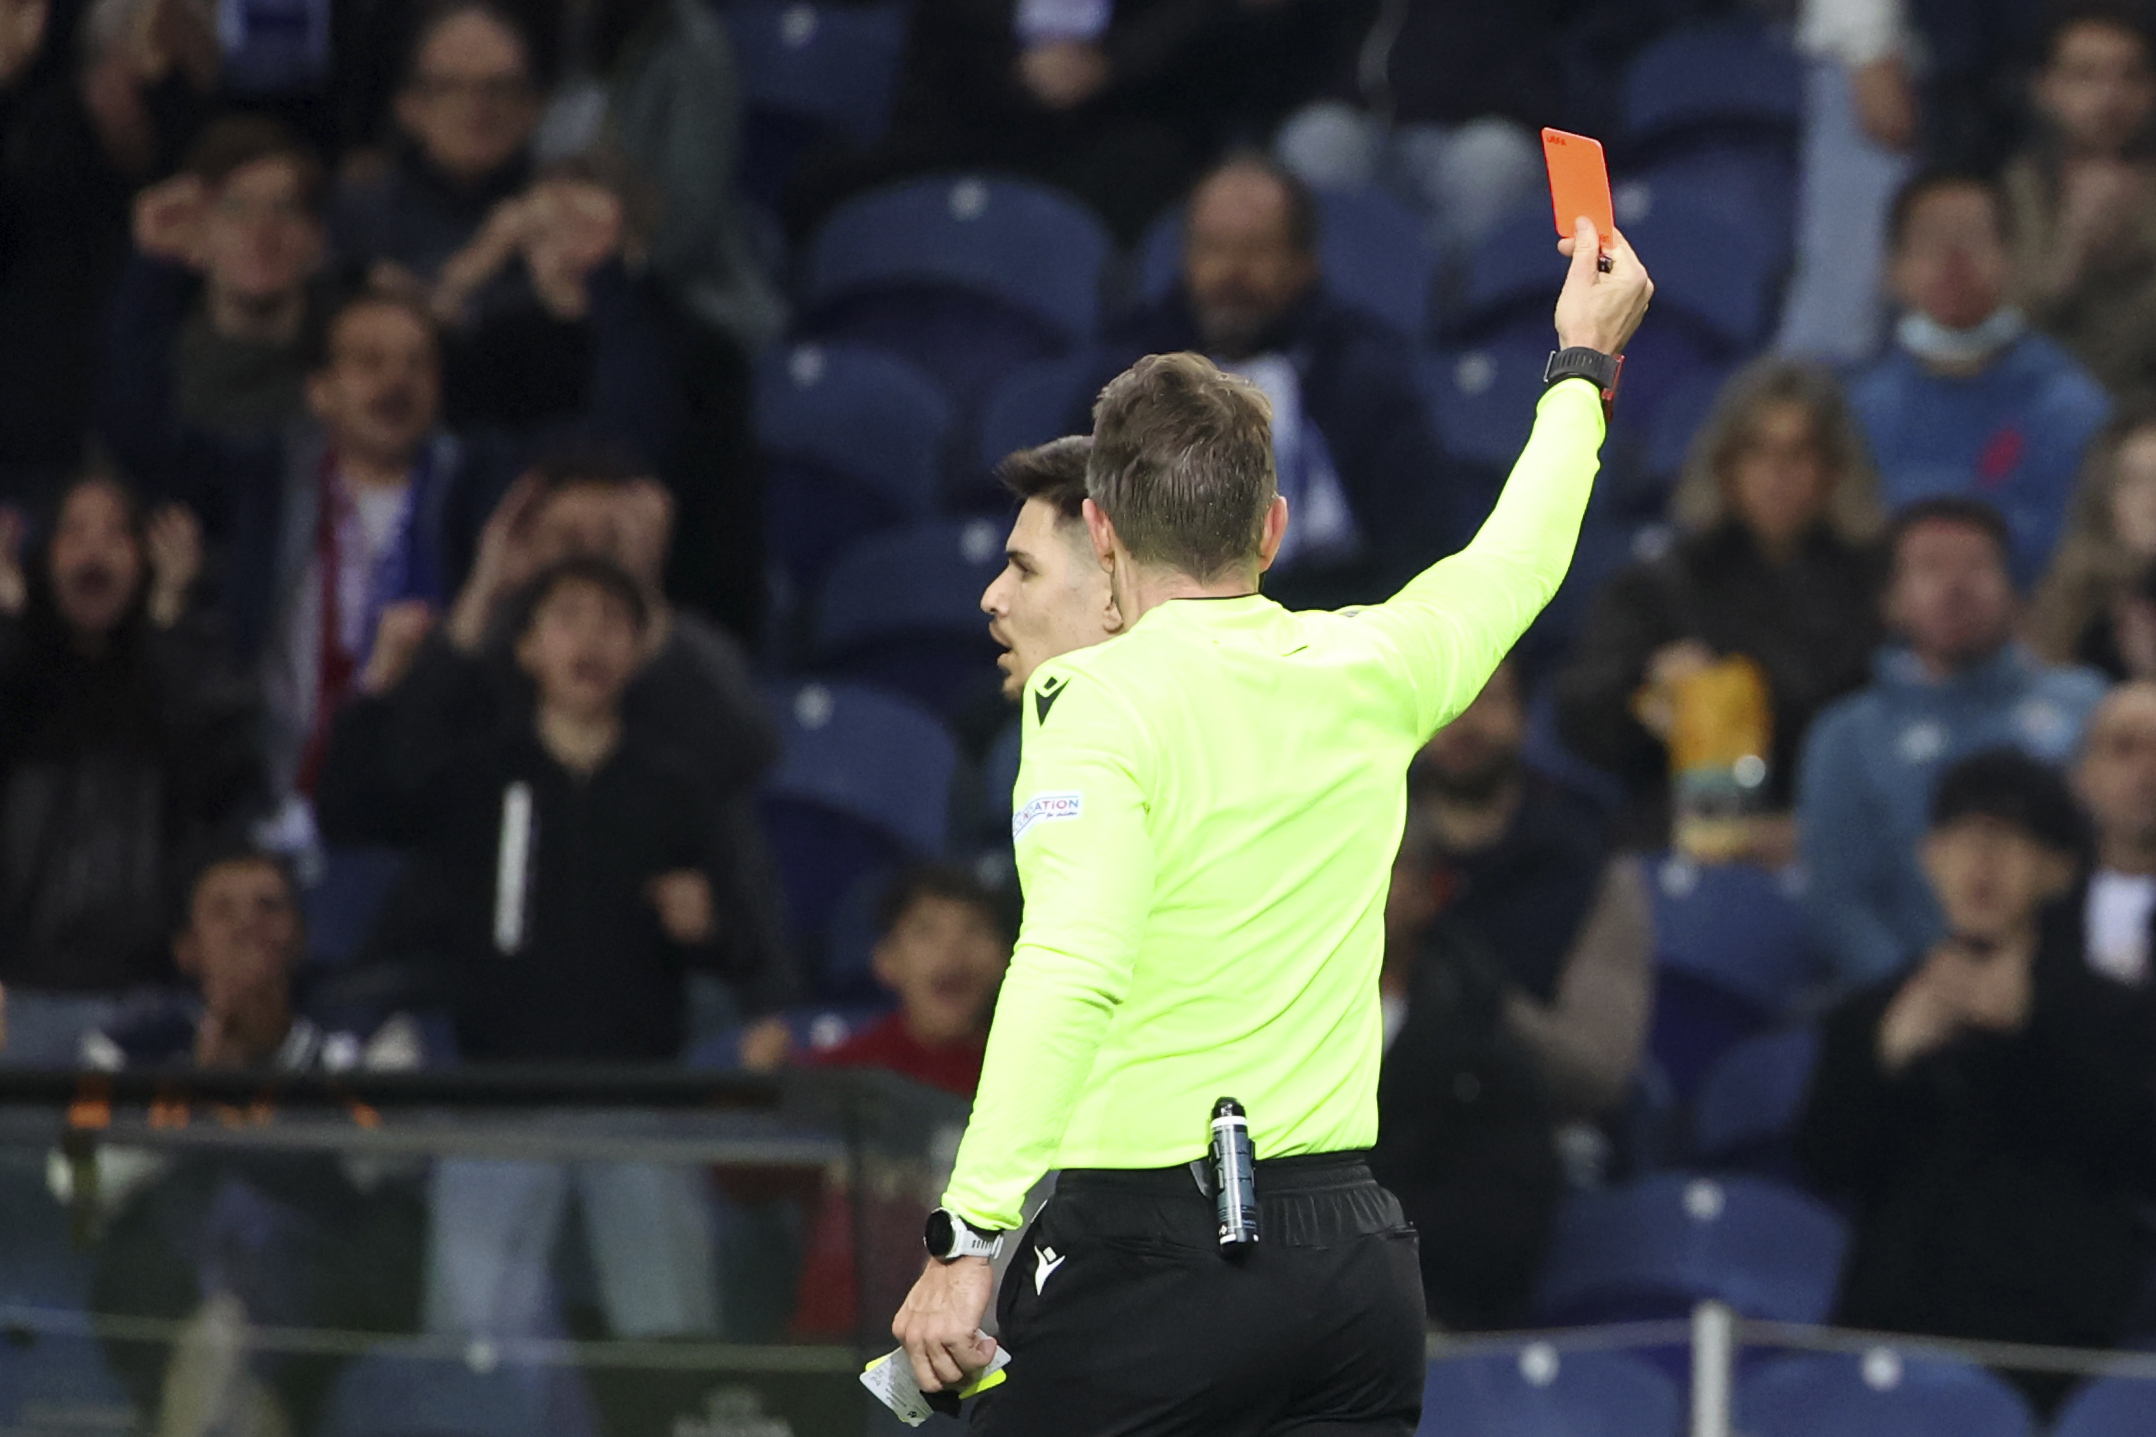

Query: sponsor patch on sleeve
(1013, 791), (1083, 842)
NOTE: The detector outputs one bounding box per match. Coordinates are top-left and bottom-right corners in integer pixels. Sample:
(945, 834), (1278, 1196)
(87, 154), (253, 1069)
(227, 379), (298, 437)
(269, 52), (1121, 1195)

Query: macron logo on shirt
(1014, 792), (1083, 842)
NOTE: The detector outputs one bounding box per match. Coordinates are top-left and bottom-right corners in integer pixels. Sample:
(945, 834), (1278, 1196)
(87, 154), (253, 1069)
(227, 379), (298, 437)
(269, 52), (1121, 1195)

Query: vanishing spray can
(1210, 1097), (1259, 1247)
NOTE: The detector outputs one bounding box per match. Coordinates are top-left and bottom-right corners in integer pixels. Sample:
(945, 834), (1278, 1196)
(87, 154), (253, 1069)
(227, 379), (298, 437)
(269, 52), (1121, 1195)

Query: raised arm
(1359, 218), (1654, 738)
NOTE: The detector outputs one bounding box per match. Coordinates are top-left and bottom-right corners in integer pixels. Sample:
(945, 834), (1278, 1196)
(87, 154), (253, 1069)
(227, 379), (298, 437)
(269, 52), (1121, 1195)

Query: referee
(895, 218), (1654, 1434)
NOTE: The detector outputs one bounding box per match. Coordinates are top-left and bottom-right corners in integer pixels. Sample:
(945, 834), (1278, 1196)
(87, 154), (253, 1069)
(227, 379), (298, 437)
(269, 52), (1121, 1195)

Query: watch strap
(1543, 347), (1623, 418)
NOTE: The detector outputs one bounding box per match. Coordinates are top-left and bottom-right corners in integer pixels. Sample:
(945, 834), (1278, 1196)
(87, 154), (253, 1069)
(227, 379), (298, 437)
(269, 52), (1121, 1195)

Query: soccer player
(980, 435), (1123, 699)
(896, 218), (1653, 1434)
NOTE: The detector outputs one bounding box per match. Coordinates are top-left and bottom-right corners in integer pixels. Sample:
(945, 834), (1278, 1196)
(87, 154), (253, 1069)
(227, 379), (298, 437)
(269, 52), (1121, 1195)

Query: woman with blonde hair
(2028, 405), (2156, 678)
(1554, 358), (1886, 850)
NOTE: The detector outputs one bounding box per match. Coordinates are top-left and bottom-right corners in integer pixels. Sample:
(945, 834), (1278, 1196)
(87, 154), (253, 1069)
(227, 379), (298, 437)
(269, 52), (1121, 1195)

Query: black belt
(1057, 1149), (1373, 1200)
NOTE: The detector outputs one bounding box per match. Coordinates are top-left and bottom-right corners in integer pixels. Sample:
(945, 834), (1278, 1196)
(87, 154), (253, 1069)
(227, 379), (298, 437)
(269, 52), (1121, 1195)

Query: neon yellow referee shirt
(943, 378), (1607, 1232)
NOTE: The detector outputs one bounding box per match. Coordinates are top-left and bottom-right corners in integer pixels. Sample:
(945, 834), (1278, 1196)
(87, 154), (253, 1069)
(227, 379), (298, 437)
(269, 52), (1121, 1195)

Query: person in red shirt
(813, 866), (1013, 1098)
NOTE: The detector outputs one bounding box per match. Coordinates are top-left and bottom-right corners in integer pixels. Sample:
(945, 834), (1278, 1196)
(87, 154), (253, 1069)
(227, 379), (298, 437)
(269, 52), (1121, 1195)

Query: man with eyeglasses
(330, 1), (673, 444)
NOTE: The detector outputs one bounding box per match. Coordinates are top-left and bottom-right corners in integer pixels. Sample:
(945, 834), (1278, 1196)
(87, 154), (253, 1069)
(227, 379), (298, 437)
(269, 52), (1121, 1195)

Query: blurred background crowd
(6, 0), (2156, 1431)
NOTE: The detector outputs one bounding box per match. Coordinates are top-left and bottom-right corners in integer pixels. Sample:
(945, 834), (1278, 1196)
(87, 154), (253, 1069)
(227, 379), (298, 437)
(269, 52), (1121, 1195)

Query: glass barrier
(0, 1067), (976, 1437)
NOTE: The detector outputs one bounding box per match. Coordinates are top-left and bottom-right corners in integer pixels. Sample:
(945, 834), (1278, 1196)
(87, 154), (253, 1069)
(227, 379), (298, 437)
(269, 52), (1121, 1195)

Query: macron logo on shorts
(1013, 792), (1083, 842)
(1034, 1244), (1066, 1294)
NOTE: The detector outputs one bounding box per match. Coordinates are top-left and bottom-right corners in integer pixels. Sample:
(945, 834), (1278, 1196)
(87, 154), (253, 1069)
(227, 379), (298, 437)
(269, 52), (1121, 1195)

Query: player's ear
(1082, 497), (1118, 569)
(1255, 496), (1290, 573)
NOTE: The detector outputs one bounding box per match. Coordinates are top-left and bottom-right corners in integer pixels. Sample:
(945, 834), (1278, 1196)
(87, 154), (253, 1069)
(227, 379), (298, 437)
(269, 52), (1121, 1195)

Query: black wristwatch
(1543, 347), (1624, 419)
(924, 1207), (1005, 1262)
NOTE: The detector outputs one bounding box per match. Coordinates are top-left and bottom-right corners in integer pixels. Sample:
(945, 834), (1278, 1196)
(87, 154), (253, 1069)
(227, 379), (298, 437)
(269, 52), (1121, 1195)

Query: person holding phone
(1795, 747), (2156, 1409)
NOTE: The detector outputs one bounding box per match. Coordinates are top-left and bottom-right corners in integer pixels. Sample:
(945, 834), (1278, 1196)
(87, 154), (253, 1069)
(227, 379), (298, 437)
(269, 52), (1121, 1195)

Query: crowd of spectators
(5, 0), (2156, 1428)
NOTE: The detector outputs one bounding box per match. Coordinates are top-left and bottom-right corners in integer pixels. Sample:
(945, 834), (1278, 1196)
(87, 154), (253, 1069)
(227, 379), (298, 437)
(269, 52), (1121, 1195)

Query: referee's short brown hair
(997, 436), (1091, 521)
(1088, 352), (1276, 582)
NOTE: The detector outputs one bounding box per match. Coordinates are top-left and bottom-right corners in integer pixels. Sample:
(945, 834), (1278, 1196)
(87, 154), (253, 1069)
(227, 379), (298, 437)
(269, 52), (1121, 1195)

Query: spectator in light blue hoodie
(1799, 497), (2108, 985)
(1847, 169), (2110, 589)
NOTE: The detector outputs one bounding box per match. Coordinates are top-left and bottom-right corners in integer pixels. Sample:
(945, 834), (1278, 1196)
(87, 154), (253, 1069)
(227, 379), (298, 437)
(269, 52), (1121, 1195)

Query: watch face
(924, 1208), (955, 1257)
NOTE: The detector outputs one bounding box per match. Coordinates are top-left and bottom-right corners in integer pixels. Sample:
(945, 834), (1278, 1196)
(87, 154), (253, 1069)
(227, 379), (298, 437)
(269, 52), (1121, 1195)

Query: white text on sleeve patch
(1013, 792), (1083, 842)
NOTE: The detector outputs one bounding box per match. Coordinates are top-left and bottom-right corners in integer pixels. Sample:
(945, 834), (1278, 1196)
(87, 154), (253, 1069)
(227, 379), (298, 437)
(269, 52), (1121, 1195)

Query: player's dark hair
(998, 436), (1092, 522)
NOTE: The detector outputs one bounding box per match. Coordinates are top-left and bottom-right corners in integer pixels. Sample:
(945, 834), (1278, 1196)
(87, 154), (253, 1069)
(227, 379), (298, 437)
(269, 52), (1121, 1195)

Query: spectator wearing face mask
(1797, 498), (2107, 986)
(109, 113), (329, 439)
(1083, 156), (1456, 610)
(1848, 169), (2110, 588)
(2005, 4), (2156, 400)
(0, 473), (263, 1064)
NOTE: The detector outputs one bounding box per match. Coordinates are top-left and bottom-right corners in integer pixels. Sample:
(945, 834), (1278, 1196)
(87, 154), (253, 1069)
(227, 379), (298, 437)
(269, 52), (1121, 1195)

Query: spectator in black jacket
(1554, 359), (1887, 856)
(0, 0), (212, 503)
(318, 449), (790, 1016)
(1085, 156), (1457, 609)
(1795, 749), (2156, 1407)
(0, 471), (264, 1064)
(321, 555), (724, 1342)
(1376, 658), (1652, 1330)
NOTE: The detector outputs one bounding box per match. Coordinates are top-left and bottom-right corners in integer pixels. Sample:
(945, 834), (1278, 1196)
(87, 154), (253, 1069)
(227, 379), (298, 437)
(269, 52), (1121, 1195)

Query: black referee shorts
(971, 1152), (1426, 1436)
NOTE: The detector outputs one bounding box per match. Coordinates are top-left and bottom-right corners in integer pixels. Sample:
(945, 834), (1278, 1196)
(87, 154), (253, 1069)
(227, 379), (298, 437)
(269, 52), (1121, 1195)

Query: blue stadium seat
(758, 342), (953, 611)
(304, 845), (408, 969)
(722, 0), (910, 204)
(0, 1328), (135, 1434)
(2053, 1376), (2156, 1436)
(1418, 1346), (1682, 1437)
(1639, 361), (1734, 487)
(0, 1160), (134, 1430)
(1623, 151), (1797, 271)
(1613, 178), (1781, 354)
(1419, 336), (1546, 474)
(1647, 856), (1821, 1095)
(762, 682), (957, 995)
(1452, 203), (1570, 336)
(799, 175), (1112, 413)
(975, 353), (1095, 481)
(1136, 187), (1437, 337)
(1622, 21), (1803, 149)
(1534, 1172), (1847, 1326)
(1649, 856), (1823, 1016)
(1690, 1025), (1820, 1176)
(1736, 1352), (2036, 1437)
(812, 518), (1009, 731)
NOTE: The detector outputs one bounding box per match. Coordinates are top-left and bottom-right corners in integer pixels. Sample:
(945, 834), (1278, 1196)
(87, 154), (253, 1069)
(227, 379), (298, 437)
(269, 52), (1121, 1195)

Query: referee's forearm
(941, 946), (1121, 1232)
